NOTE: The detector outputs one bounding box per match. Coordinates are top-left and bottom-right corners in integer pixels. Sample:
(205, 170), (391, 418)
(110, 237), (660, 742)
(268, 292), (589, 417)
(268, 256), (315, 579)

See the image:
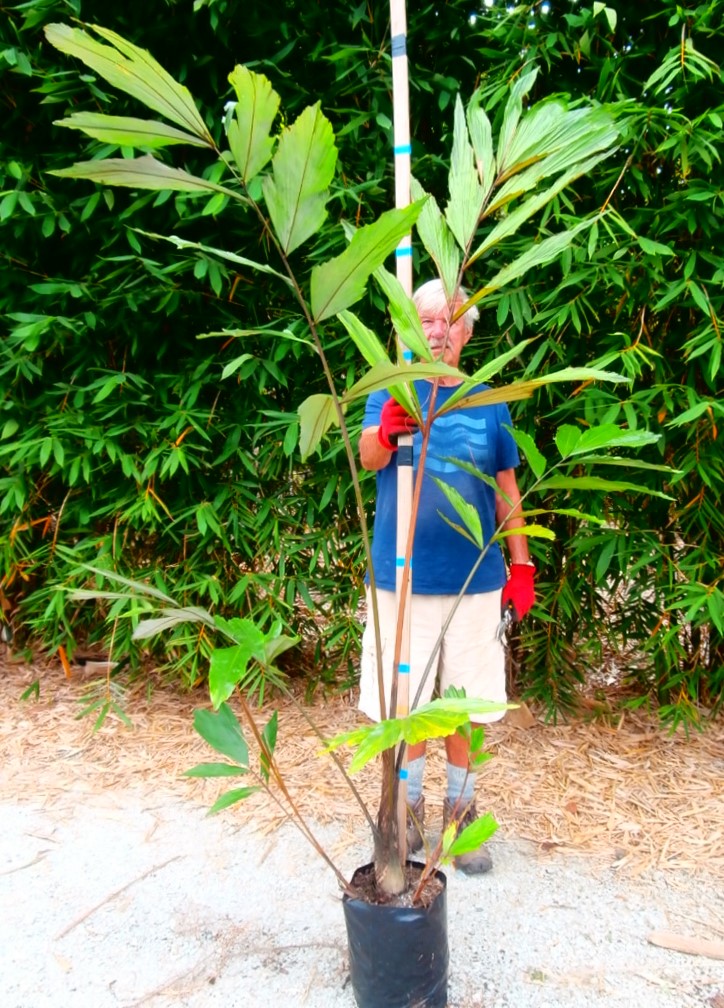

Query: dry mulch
(2, 654), (723, 880)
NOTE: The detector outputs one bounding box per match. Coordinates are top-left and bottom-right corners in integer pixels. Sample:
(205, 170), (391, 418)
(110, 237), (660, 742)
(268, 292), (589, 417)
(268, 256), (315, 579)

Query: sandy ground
(2, 660), (723, 1007)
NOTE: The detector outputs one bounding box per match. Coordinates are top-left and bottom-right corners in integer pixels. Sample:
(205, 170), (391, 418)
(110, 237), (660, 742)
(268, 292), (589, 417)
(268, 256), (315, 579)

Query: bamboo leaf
(508, 427), (547, 480)
(227, 65), (280, 182)
(494, 523), (555, 541)
(184, 762), (247, 778)
(262, 102), (337, 254)
(573, 425), (661, 455)
(53, 113), (209, 148)
(49, 155), (240, 197)
(298, 393), (340, 460)
(536, 475), (673, 499)
(445, 94), (485, 251)
(310, 202), (423, 321)
(555, 424), (582, 458)
(337, 310), (390, 367)
(372, 264), (432, 361)
(411, 177), (461, 297)
(432, 478), (484, 549)
(207, 787), (261, 814)
(466, 338), (535, 384)
(132, 607), (213, 639)
(44, 23), (211, 143)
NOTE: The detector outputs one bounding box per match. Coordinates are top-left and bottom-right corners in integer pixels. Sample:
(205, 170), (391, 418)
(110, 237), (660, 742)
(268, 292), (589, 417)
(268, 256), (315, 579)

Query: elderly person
(358, 278), (535, 874)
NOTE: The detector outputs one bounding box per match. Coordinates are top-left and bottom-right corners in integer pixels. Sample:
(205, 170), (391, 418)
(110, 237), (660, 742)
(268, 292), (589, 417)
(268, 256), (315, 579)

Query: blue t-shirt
(364, 381), (520, 595)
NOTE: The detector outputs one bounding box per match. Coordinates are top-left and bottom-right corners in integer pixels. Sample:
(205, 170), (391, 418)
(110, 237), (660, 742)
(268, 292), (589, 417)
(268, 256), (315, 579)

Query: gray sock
(446, 762), (475, 804)
(405, 755), (426, 803)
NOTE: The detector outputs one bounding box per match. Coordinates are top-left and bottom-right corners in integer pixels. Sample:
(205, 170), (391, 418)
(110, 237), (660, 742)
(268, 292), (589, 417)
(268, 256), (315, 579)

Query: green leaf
(466, 338), (535, 384)
(50, 155), (240, 197)
(132, 606), (215, 639)
(495, 523), (555, 541)
(192, 703), (250, 765)
(221, 353), (254, 380)
(448, 812), (498, 856)
(209, 626), (267, 707)
(325, 696), (512, 773)
(207, 787), (261, 815)
(337, 310), (390, 368)
(573, 425), (660, 455)
(262, 102), (337, 254)
(496, 69), (538, 177)
(227, 65), (280, 182)
(135, 232), (291, 285)
(184, 762), (248, 778)
(44, 23), (211, 143)
(536, 476), (673, 499)
(637, 236), (675, 257)
(70, 563), (180, 605)
(445, 94), (485, 252)
(260, 710), (278, 782)
(466, 89), (496, 199)
(298, 393), (340, 460)
(342, 360), (463, 405)
(555, 424), (582, 458)
(411, 177), (461, 297)
(53, 113), (210, 148)
(431, 478), (483, 549)
(310, 202), (423, 321)
(372, 264), (432, 360)
(508, 427), (547, 480)
(467, 219), (597, 300)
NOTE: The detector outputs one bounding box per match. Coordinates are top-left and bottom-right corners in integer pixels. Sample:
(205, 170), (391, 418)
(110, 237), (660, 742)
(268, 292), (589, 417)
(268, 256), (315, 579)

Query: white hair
(412, 278), (480, 333)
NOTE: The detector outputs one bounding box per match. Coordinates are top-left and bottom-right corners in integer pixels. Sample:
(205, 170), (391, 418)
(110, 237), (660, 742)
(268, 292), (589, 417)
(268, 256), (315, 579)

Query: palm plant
(46, 22), (668, 902)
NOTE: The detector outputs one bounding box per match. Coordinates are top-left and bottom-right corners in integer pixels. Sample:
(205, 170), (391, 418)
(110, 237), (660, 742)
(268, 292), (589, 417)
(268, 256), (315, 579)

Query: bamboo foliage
(2, 1), (721, 729)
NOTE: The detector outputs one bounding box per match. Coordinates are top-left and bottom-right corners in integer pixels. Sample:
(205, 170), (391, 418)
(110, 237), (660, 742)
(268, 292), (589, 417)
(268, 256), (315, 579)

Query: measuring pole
(389, 0), (413, 860)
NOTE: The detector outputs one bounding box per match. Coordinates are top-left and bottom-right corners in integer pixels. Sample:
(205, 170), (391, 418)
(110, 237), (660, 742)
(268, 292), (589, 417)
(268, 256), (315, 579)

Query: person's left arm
(495, 468), (530, 565)
(496, 467), (536, 620)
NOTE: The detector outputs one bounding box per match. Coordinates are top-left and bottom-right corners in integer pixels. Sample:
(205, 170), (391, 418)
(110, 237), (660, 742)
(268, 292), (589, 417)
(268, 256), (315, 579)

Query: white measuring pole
(389, 0), (413, 860)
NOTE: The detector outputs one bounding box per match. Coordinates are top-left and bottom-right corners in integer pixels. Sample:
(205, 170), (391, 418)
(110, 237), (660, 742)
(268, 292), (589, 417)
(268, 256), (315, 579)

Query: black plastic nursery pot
(342, 862), (449, 1008)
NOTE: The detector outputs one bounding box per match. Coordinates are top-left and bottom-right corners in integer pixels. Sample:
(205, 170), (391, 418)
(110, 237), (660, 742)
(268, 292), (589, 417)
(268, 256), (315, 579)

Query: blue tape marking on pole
(391, 34), (407, 57)
(399, 767), (409, 780)
(397, 444), (413, 466)
(394, 144), (412, 155)
(395, 246), (413, 258)
(396, 556), (406, 567)
(403, 350), (414, 362)
(399, 663), (411, 674)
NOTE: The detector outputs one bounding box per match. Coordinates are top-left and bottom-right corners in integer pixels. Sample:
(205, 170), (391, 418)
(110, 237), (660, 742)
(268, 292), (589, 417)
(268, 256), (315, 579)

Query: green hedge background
(2, 0), (722, 726)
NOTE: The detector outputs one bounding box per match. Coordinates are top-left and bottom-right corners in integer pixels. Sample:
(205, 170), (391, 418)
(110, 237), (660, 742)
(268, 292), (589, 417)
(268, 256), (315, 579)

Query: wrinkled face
(418, 302), (471, 368)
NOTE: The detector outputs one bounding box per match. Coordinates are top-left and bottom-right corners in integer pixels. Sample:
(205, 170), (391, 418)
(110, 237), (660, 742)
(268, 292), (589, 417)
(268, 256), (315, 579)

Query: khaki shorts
(359, 587), (507, 723)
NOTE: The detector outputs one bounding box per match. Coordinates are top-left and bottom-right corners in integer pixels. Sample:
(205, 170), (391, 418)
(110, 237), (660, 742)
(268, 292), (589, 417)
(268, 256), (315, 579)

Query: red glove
(501, 563), (536, 621)
(377, 398), (418, 451)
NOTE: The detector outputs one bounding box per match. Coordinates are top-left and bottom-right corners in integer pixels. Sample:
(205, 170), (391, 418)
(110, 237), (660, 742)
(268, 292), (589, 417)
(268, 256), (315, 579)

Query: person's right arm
(359, 427), (394, 471)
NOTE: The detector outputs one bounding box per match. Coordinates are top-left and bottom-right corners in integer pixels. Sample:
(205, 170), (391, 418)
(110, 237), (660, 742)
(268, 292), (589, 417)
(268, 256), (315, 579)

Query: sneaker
(406, 795), (425, 853)
(443, 797), (493, 874)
